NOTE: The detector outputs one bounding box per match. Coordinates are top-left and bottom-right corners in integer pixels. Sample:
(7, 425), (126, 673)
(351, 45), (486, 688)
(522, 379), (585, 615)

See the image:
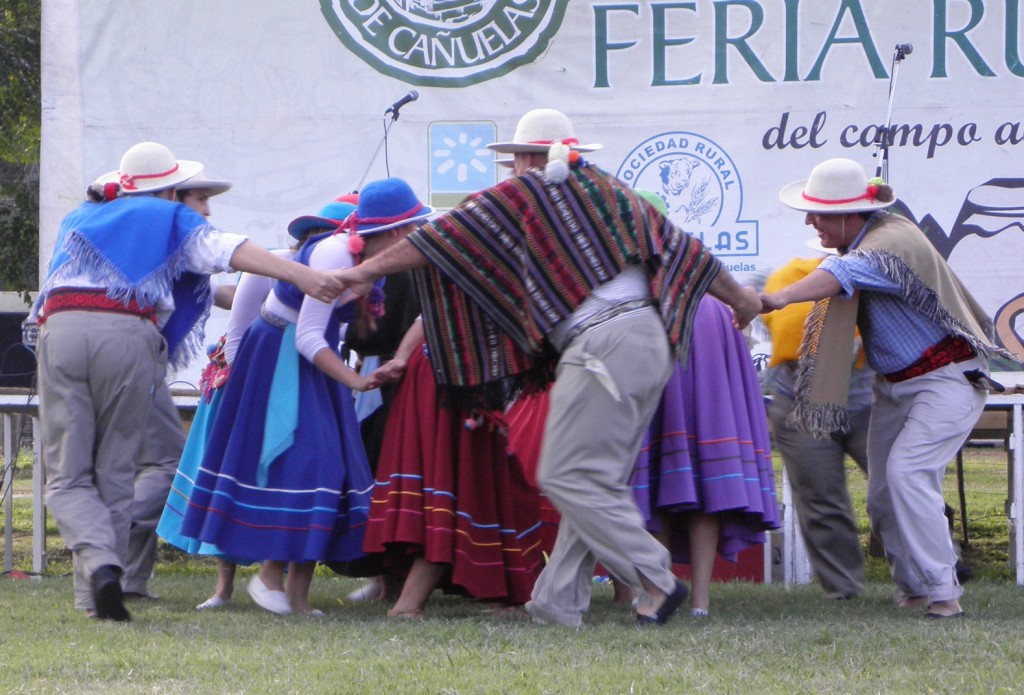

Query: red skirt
(505, 389), (561, 557)
(363, 344), (543, 604)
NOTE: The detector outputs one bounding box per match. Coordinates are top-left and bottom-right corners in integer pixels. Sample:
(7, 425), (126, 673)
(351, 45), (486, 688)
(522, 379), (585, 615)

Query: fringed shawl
(794, 211), (1003, 436)
(41, 196), (214, 369)
(407, 162), (720, 408)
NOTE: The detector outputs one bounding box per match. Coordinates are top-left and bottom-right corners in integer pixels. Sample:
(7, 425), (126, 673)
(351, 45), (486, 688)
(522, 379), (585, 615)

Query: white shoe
(196, 596), (229, 611)
(247, 575), (292, 615)
(346, 579), (381, 602)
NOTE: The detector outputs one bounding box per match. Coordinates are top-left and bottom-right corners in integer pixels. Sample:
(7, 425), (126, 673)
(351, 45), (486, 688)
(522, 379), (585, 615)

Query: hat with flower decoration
(779, 158), (894, 213)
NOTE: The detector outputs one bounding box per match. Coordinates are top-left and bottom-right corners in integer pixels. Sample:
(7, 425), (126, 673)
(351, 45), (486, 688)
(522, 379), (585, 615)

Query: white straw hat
(804, 235), (837, 256)
(488, 108), (602, 154)
(779, 158), (893, 213)
(175, 172), (232, 196)
(91, 170), (119, 187)
(116, 141), (203, 194)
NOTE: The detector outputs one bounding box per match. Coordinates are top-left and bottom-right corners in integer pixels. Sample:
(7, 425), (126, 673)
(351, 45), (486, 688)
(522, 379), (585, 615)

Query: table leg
(3, 414), (13, 573)
(781, 465), (812, 585)
(32, 416), (46, 573)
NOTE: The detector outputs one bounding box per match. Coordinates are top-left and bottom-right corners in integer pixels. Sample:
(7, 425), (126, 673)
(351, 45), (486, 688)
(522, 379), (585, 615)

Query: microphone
(384, 90), (419, 118)
(896, 43), (913, 58)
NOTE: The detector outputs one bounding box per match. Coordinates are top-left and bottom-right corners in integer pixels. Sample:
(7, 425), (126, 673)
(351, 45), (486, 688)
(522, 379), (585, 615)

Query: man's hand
(730, 285), (762, 329)
(758, 269), (839, 312)
(333, 267), (377, 298)
(295, 266), (346, 303)
(759, 291), (789, 314)
(228, 240), (346, 303)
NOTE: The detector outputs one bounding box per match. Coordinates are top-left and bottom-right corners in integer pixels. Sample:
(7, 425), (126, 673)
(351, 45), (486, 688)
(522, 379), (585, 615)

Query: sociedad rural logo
(616, 132), (759, 261)
(320, 1), (570, 87)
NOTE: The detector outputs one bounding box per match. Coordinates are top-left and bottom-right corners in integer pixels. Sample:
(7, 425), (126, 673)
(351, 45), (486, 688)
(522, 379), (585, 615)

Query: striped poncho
(407, 162), (721, 408)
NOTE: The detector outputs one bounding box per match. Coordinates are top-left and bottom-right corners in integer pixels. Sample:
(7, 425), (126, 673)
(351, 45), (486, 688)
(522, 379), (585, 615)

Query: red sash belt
(884, 335), (975, 383)
(39, 288), (157, 325)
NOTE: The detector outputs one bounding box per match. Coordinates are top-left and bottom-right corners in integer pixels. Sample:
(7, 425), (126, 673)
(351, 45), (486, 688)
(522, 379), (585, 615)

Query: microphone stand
(354, 110), (401, 193)
(872, 43), (912, 182)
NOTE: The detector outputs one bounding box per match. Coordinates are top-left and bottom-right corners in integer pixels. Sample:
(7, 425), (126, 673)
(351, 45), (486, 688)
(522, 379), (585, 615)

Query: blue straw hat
(348, 178), (434, 236)
(287, 199), (358, 240)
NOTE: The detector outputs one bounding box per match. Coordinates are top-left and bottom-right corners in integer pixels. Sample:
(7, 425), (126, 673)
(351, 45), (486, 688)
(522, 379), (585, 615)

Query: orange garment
(763, 257), (823, 366)
(762, 256), (865, 368)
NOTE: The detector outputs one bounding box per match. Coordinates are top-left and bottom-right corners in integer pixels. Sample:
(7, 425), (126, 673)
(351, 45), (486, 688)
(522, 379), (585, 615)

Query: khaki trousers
(122, 380), (184, 595)
(867, 357), (986, 603)
(530, 309), (675, 626)
(769, 393), (869, 597)
(38, 311), (166, 610)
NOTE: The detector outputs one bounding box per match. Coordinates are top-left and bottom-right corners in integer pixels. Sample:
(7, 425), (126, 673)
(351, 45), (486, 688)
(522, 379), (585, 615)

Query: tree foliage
(0, 0), (41, 300)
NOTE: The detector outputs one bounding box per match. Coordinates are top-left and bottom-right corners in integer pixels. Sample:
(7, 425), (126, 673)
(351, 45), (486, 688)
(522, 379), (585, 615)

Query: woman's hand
(295, 266), (347, 303)
(371, 358), (408, 385)
(348, 372), (381, 393)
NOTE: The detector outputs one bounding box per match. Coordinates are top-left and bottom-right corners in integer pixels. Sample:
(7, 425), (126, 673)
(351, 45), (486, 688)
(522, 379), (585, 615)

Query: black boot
(91, 565), (131, 622)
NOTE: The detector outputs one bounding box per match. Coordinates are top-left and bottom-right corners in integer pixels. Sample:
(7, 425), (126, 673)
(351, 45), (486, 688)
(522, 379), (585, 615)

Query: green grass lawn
(3, 446), (1023, 693)
(845, 444), (1013, 582)
(5, 569), (1024, 693)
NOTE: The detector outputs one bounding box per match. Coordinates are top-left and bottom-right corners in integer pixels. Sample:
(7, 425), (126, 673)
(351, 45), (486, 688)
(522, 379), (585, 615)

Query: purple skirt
(631, 297), (780, 563)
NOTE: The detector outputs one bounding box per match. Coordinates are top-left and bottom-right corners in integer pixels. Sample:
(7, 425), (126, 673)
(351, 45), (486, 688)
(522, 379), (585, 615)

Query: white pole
(32, 416), (46, 573)
(3, 415), (13, 572)
(39, 0), (86, 279)
(1013, 403), (1023, 586)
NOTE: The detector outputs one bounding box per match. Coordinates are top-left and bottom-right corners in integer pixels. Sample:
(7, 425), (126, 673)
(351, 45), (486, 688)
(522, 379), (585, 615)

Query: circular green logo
(320, 1), (570, 87)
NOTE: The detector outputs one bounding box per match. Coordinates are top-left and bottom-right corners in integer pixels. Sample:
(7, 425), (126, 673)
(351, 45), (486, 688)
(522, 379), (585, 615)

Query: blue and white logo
(616, 132), (758, 260)
(429, 121), (497, 207)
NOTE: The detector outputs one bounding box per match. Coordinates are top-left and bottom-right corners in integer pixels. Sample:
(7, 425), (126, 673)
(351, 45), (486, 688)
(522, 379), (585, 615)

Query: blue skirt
(179, 317), (373, 563)
(157, 388), (241, 559)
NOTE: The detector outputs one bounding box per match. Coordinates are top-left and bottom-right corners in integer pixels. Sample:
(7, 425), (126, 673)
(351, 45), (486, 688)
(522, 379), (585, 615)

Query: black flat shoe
(91, 565), (131, 622)
(636, 579), (689, 627)
(925, 610), (966, 620)
(123, 591), (159, 601)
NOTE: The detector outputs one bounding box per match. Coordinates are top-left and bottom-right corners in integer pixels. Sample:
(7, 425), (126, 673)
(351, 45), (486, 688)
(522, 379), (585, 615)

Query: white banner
(41, 0), (1024, 385)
